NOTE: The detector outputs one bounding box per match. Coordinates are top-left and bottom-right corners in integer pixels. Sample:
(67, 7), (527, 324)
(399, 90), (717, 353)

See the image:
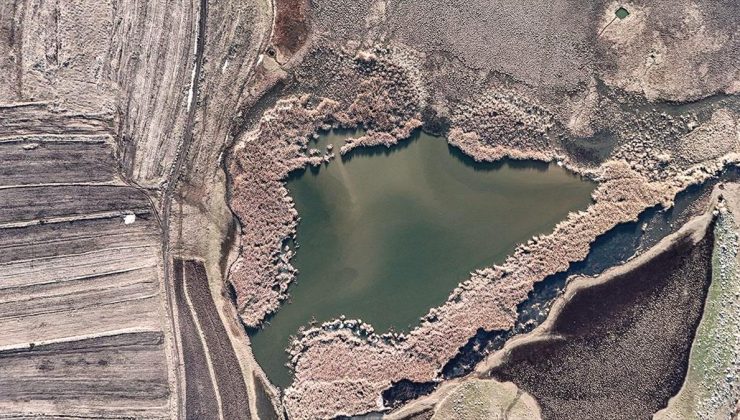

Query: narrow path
(159, 0), (209, 416)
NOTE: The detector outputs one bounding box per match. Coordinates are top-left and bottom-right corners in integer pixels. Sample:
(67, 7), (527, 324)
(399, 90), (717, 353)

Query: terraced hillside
(0, 0), (197, 415)
(0, 135), (175, 418)
(0, 0), (271, 417)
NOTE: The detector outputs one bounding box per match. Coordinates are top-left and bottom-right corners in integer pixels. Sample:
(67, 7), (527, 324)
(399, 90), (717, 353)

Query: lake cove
(250, 129), (596, 388)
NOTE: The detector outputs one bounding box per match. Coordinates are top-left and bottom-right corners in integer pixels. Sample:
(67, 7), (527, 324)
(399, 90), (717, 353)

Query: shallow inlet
(250, 129), (596, 388)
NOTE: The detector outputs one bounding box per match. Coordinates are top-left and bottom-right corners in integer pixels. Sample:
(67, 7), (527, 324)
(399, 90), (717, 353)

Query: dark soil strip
(254, 375), (280, 420)
(489, 222), (715, 420)
(173, 259), (220, 419)
(0, 184), (150, 224)
(182, 260), (251, 420)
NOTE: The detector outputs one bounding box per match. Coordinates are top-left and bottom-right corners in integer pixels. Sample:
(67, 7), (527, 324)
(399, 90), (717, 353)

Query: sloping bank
(655, 184), (740, 419)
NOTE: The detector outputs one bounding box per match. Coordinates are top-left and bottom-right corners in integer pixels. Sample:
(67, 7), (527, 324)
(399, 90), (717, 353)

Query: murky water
(250, 130), (595, 388)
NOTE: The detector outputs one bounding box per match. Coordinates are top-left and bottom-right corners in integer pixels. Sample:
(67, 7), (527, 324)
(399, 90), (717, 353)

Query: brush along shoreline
(227, 50), (740, 419)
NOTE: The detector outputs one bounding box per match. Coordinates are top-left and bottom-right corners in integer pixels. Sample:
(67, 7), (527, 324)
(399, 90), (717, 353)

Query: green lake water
(249, 130), (596, 388)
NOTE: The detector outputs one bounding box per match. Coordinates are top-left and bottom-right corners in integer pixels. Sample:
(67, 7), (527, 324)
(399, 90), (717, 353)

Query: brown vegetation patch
(228, 39), (739, 418)
(272, 0), (311, 60)
(282, 162), (687, 418)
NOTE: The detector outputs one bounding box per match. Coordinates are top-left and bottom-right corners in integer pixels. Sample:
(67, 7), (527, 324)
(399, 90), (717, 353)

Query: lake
(250, 129), (595, 388)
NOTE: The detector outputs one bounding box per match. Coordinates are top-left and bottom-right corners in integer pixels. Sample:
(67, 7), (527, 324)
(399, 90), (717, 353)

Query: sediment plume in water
(249, 129), (595, 389)
(228, 50), (424, 328)
(280, 151), (740, 418)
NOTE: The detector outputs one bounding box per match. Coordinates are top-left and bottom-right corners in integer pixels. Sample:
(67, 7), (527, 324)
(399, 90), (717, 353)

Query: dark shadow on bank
(446, 142), (550, 173)
(340, 129), (421, 162)
(294, 128), (571, 179)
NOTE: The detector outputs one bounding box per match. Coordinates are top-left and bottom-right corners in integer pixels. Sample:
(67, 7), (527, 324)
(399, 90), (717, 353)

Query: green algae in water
(615, 7), (630, 19)
(250, 130), (596, 388)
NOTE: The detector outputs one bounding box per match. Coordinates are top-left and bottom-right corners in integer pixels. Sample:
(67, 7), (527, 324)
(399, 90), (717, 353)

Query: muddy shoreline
(380, 191), (725, 419)
(440, 168), (740, 382)
(279, 162), (731, 417)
